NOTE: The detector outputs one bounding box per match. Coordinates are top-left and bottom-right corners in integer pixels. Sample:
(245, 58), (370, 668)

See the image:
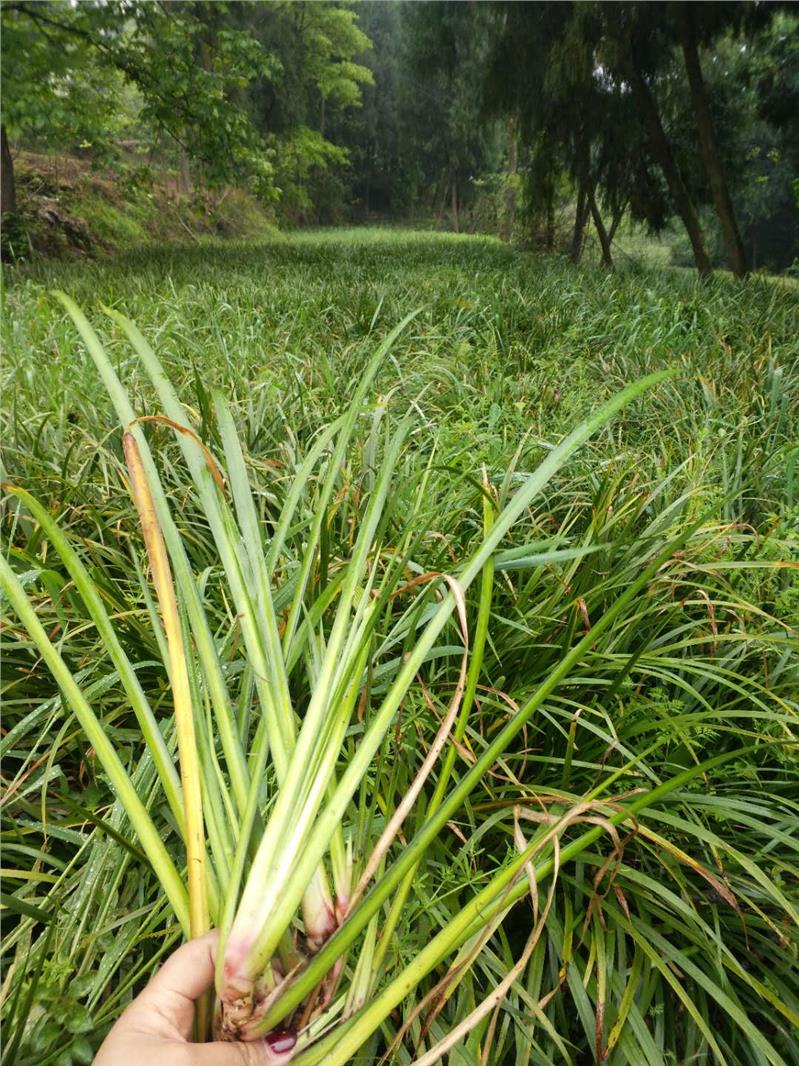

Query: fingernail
(265, 1030), (297, 1054)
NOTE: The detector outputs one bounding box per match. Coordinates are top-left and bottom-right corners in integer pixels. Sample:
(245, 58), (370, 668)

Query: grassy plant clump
(2, 231), (797, 1065)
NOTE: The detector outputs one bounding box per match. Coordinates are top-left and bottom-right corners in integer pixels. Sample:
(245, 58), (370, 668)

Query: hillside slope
(2, 151), (279, 261)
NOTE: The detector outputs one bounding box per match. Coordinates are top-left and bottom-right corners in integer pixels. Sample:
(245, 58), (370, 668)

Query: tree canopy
(1, 0), (796, 272)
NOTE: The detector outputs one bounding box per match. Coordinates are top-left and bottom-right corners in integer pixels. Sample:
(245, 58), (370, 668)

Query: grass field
(2, 230), (798, 1064)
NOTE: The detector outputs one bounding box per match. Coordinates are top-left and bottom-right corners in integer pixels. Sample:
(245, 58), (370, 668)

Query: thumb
(124, 930), (218, 1037)
(190, 1034), (296, 1065)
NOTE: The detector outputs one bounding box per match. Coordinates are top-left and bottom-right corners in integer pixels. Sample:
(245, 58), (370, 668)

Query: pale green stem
(257, 514), (695, 1029)
(224, 424), (409, 982)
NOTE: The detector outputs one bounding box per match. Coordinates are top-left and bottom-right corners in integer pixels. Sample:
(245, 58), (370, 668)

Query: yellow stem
(124, 431), (210, 944)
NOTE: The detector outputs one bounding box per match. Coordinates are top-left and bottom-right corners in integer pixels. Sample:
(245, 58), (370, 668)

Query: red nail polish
(266, 1030), (297, 1054)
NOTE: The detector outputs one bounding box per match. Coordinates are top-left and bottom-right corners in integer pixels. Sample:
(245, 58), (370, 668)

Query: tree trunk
(1, 124), (16, 216)
(571, 135), (592, 264)
(587, 187), (614, 268)
(435, 170), (448, 226)
(608, 201), (626, 245)
(544, 189), (555, 251)
(451, 172), (460, 233)
(501, 119), (518, 242)
(622, 32), (712, 276)
(679, 5), (748, 277)
(571, 182), (590, 263)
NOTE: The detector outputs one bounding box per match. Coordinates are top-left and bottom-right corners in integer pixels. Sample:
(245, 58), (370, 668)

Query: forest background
(2, 0), (797, 275)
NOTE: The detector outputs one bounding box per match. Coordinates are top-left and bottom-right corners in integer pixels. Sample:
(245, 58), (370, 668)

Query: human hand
(93, 930), (296, 1065)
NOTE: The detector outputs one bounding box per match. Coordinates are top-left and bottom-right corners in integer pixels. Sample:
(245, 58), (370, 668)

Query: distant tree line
(2, 0), (796, 273)
(353, 0), (797, 275)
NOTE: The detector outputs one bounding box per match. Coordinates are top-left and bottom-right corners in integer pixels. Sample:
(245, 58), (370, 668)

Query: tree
(0, 1), (279, 214)
(1, 125), (15, 215)
(478, 1), (780, 275)
(343, 0), (405, 218)
(401, 2), (501, 231)
(676, 1), (749, 276)
(599, 1), (778, 277)
(1, 2), (123, 214)
(482, 2), (648, 265)
(598, 2), (714, 274)
(743, 10), (799, 269)
(231, 1), (373, 223)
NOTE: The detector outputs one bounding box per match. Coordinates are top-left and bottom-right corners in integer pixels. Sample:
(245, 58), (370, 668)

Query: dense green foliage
(1, 0), (372, 222)
(2, 1), (797, 271)
(2, 232), (797, 1063)
(1, 1), (277, 187)
(2, 4), (797, 1063)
